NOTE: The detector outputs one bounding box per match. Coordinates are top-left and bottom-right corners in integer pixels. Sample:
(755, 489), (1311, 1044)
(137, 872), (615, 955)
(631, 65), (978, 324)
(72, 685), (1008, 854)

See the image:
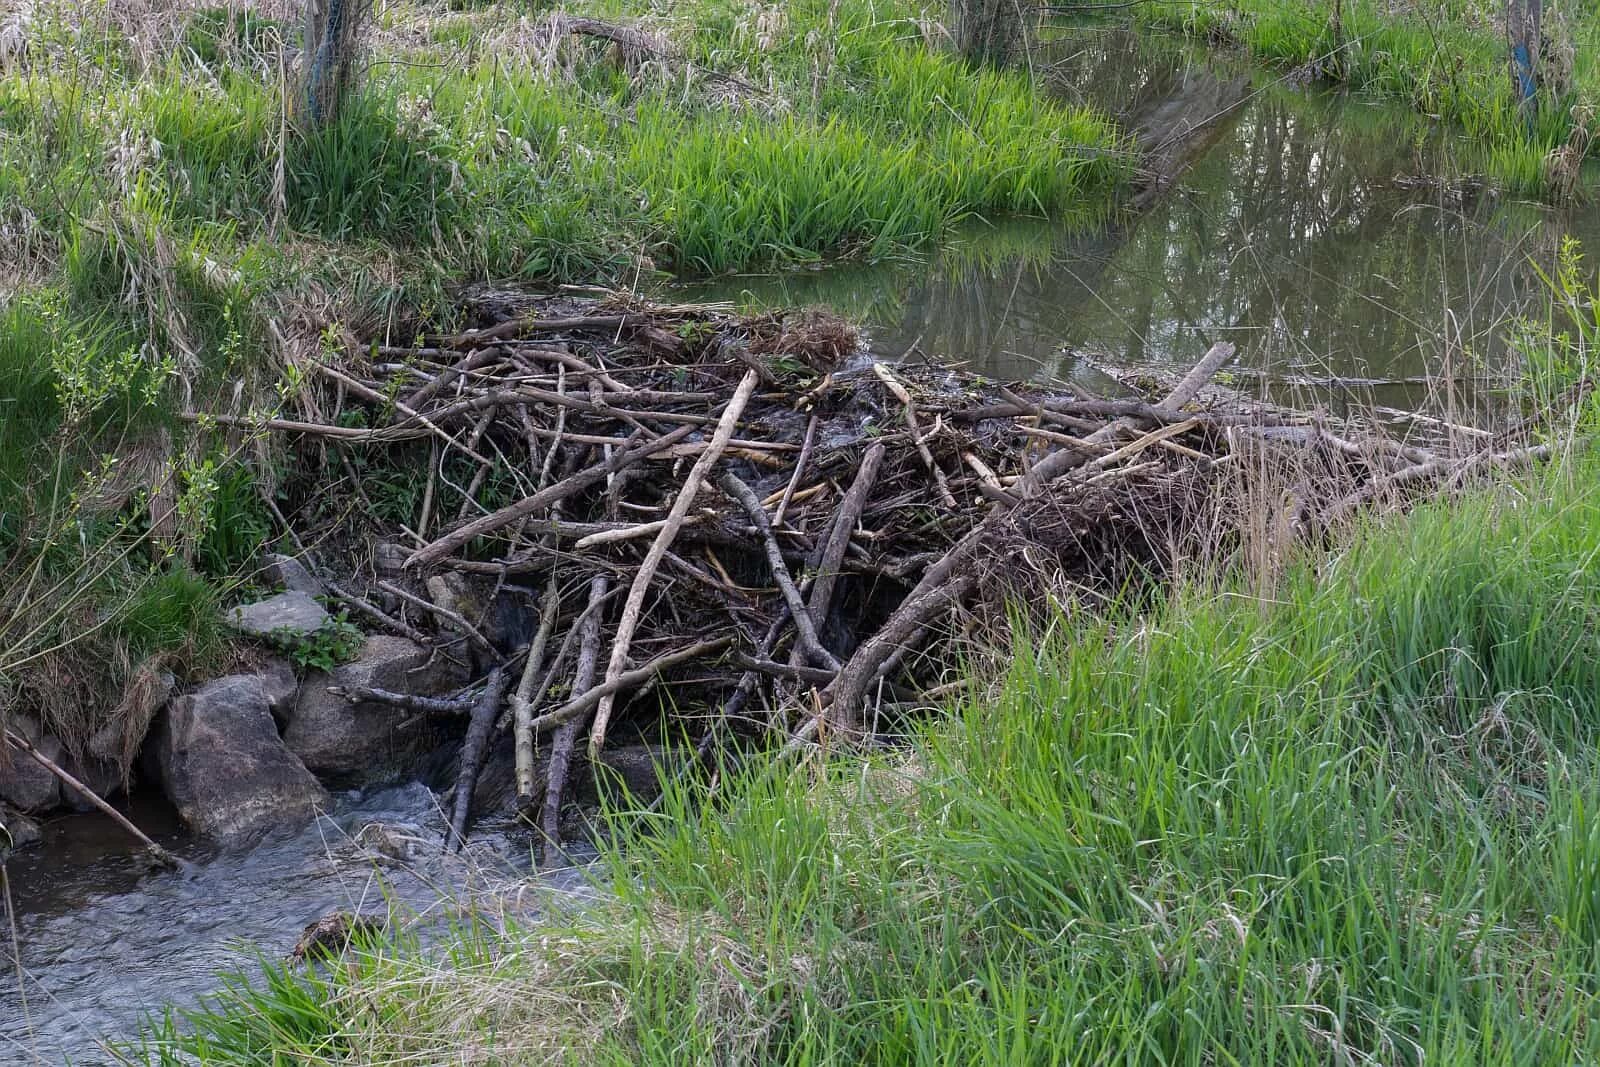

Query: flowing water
(7, 25), (1600, 1066)
(2, 785), (593, 1065)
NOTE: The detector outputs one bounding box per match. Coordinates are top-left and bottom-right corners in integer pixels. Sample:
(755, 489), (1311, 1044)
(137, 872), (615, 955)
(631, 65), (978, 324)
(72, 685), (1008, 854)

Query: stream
(6, 25), (1599, 1066)
(678, 28), (1600, 422)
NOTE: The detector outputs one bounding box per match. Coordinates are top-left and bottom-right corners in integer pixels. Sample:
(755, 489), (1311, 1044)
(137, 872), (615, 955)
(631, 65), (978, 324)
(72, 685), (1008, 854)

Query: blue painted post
(1507, 0), (1543, 127)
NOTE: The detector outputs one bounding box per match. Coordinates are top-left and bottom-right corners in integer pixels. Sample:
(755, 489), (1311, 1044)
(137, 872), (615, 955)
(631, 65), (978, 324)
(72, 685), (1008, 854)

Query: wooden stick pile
(239, 293), (1556, 854)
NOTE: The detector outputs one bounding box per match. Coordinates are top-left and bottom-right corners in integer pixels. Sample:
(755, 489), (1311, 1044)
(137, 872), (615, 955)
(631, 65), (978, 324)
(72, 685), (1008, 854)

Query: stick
(377, 580), (501, 661)
(512, 577), (562, 804)
(541, 574), (608, 866)
(4, 728), (179, 869)
(529, 637), (734, 737)
(329, 686), (474, 714)
(406, 424), (697, 568)
(446, 665), (508, 852)
(773, 415), (819, 527)
(874, 363), (956, 507)
(325, 581), (436, 647)
(719, 472), (840, 671)
(803, 442), (885, 633)
(589, 371), (760, 757)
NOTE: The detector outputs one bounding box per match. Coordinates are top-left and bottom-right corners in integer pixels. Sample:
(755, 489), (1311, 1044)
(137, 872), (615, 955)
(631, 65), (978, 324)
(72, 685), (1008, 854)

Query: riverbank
(1112, 0), (1598, 196)
(0, 0), (1125, 813)
(128, 431), (1600, 1063)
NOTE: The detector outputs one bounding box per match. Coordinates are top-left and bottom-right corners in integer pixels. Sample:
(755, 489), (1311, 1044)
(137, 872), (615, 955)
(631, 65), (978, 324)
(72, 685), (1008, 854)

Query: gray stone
(0, 805), (42, 854)
(151, 674), (328, 844)
(374, 542), (408, 579)
(258, 658), (301, 726)
(259, 553), (325, 597)
(228, 591), (331, 639)
(286, 635), (467, 787)
(60, 752), (123, 812)
(0, 715), (61, 812)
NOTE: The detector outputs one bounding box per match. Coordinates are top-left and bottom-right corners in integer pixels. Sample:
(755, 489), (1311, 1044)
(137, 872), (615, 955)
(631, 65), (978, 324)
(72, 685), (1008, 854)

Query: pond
(675, 27), (1600, 422)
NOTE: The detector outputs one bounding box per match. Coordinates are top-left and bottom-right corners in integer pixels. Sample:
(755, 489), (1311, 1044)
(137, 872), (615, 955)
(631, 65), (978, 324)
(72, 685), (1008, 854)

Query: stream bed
(5, 25), (1598, 1067)
(2, 785), (592, 1065)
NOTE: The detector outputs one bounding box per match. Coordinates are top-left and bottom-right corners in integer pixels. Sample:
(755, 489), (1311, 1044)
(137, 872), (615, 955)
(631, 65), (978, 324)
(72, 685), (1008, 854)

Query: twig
(541, 573), (608, 866)
(406, 424), (697, 568)
(589, 370), (760, 757)
(719, 472), (840, 672)
(529, 637), (735, 737)
(377, 580), (501, 661)
(772, 415), (819, 527)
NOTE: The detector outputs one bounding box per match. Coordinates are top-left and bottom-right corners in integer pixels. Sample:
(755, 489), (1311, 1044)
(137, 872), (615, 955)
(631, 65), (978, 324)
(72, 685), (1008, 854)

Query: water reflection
(677, 30), (1598, 417)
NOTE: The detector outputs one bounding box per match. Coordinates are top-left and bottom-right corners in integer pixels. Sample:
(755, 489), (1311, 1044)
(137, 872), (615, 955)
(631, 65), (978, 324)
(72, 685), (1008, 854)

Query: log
(447, 665), (508, 851)
(541, 573), (608, 865)
(4, 728), (180, 869)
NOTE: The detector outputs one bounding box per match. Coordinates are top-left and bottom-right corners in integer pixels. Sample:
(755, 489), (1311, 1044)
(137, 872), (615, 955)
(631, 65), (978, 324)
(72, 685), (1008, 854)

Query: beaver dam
(192, 291), (1559, 861)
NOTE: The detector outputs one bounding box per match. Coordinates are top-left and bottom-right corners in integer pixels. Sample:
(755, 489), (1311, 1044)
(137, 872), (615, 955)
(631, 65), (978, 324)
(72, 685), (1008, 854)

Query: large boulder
(286, 635), (467, 788)
(0, 715), (62, 812)
(151, 674), (328, 845)
(227, 591), (330, 639)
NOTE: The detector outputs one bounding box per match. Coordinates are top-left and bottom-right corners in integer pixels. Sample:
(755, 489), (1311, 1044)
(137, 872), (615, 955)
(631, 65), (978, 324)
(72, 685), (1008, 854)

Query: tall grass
(132, 444), (1600, 1064)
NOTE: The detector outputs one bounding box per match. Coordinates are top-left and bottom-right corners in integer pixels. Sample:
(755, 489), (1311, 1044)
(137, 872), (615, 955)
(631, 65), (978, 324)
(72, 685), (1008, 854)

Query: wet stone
(0, 715), (62, 812)
(151, 674), (328, 844)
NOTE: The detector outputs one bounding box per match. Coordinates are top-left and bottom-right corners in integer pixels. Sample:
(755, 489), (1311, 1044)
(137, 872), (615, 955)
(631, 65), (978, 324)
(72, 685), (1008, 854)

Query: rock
(374, 542), (408, 580)
(259, 553), (325, 597)
(60, 753), (123, 812)
(286, 635), (467, 788)
(228, 591), (331, 640)
(258, 658), (301, 727)
(151, 674), (328, 844)
(0, 805), (42, 854)
(0, 715), (62, 812)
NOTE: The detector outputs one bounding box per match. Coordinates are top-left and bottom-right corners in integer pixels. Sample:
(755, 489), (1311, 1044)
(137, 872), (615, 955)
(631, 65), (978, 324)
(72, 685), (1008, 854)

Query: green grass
(1107, 0), (1598, 195)
(0, 0), (1125, 754)
(131, 443), (1600, 1064)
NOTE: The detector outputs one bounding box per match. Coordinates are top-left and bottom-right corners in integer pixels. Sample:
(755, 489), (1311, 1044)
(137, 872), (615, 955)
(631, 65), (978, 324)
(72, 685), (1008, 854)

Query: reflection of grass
(135, 449), (1600, 1064)
(677, 215), (1078, 325)
(1118, 0), (1596, 196)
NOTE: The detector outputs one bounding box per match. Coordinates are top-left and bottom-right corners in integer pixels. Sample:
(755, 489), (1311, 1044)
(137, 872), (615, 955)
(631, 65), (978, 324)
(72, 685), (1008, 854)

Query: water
(1, 784), (594, 1065)
(676, 28), (1600, 420)
(8, 25), (1599, 1065)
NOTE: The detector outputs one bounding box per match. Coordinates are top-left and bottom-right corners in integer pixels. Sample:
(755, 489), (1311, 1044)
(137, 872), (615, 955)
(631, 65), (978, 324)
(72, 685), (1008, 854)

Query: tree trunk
(302, 0), (370, 126)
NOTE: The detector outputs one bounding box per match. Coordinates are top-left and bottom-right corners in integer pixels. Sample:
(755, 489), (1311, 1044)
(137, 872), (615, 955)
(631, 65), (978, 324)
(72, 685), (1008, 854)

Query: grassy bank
(1107, 0), (1598, 195)
(130, 437), (1600, 1063)
(0, 0), (1124, 757)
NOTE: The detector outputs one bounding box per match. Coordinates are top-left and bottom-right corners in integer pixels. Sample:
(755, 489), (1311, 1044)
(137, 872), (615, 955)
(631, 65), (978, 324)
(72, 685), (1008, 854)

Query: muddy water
(7, 26), (1599, 1067)
(677, 29), (1600, 420)
(1, 785), (594, 1065)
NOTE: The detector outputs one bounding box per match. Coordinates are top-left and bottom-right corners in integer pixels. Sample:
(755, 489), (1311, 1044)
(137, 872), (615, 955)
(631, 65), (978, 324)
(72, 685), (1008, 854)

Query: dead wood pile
(225, 293), (1554, 856)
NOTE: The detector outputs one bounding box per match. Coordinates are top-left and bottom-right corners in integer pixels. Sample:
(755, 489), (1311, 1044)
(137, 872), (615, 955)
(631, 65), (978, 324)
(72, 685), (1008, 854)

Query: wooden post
(1507, 0), (1543, 124)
